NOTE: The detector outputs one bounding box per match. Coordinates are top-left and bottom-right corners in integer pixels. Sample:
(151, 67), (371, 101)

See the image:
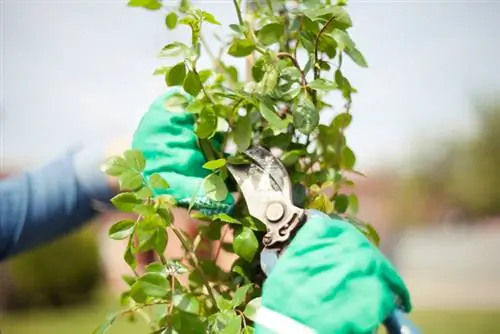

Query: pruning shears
(226, 146), (421, 334)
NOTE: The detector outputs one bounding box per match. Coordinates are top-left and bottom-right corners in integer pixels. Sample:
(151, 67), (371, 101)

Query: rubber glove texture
(254, 210), (411, 334)
(131, 88), (234, 215)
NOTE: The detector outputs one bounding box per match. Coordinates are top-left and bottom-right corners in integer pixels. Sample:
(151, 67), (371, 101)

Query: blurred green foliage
(3, 225), (102, 309)
(397, 99), (500, 223)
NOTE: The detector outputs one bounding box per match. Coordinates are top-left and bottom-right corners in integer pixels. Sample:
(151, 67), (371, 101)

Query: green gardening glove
(254, 210), (412, 334)
(132, 88), (234, 215)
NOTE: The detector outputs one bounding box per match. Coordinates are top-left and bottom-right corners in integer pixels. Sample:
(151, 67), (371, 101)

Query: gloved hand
(254, 210), (412, 334)
(131, 88), (234, 215)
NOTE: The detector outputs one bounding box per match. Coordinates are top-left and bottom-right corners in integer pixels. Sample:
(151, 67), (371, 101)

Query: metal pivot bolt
(266, 202), (285, 222)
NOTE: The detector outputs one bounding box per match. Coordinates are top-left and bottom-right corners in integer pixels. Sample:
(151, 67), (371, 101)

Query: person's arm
(0, 143), (123, 261)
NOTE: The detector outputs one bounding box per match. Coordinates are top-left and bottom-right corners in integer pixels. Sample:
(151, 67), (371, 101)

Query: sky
(1, 0), (500, 172)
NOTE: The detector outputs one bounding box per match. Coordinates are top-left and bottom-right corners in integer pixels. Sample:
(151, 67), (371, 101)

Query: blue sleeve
(0, 145), (115, 261)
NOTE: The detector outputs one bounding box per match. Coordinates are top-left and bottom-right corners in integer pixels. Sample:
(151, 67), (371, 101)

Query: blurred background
(1, 0), (500, 333)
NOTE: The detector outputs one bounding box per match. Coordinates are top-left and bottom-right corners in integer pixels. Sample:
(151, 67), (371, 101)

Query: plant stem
(314, 16), (337, 80)
(170, 225), (218, 308)
(265, 0), (273, 13)
(276, 52), (307, 85)
(232, 0), (244, 26)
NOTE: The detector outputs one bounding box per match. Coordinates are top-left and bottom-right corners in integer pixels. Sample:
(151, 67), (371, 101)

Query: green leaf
(243, 297), (261, 321)
(348, 193), (359, 214)
(241, 216), (266, 231)
(257, 67), (279, 94)
(228, 39), (255, 57)
(165, 12), (178, 29)
(183, 71), (202, 96)
(281, 149), (305, 166)
(232, 284), (252, 308)
(170, 308), (207, 334)
(92, 312), (117, 334)
(293, 92), (319, 135)
(342, 146), (356, 169)
(220, 315), (241, 334)
(167, 62), (187, 86)
(345, 47), (368, 68)
(173, 293), (201, 314)
(149, 173), (170, 190)
(331, 29), (355, 51)
(203, 158), (227, 170)
(259, 98), (289, 132)
(119, 170), (143, 190)
(196, 106), (218, 139)
(108, 220), (135, 240)
(257, 22), (284, 45)
(160, 41), (189, 57)
(309, 193), (334, 214)
(282, 66), (302, 82)
(334, 194), (349, 213)
(333, 112), (352, 129)
(251, 57), (266, 82)
(137, 273), (169, 298)
(145, 262), (164, 274)
(111, 193), (142, 212)
(309, 78), (338, 91)
(201, 10), (221, 25)
(233, 115), (252, 152)
(101, 156), (129, 176)
(124, 149), (146, 171)
(233, 227), (258, 262)
(124, 241), (137, 270)
(203, 174), (228, 202)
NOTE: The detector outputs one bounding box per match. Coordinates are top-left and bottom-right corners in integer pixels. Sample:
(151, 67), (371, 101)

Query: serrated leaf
(334, 194), (349, 213)
(108, 220), (135, 240)
(111, 192), (142, 212)
(119, 170), (143, 190)
(243, 297), (261, 321)
(309, 78), (338, 91)
(233, 284), (252, 308)
(196, 106), (218, 139)
(167, 62), (187, 86)
(173, 293), (201, 314)
(333, 112), (352, 129)
(293, 92), (319, 135)
(233, 227), (258, 262)
(165, 12), (178, 29)
(124, 149), (146, 171)
(259, 98), (289, 132)
(203, 174), (228, 202)
(257, 22), (284, 45)
(183, 71), (202, 96)
(233, 115), (252, 152)
(101, 156), (129, 176)
(345, 47), (368, 68)
(149, 173), (170, 190)
(228, 39), (255, 57)
(203, 159), (226, 170)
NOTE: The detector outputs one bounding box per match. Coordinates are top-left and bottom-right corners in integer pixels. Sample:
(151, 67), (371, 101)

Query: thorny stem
(170, 224), (218, 308)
